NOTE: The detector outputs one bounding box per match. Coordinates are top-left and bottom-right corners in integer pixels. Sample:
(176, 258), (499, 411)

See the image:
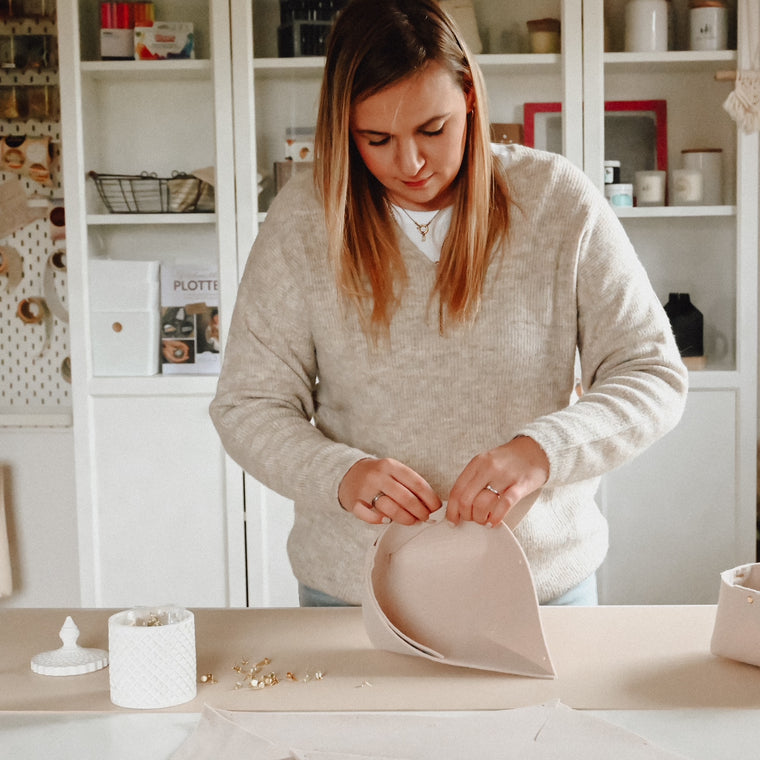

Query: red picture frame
(523, 100), (668, 175)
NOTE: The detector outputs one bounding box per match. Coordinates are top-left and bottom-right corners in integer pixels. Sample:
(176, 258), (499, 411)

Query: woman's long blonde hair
(315, 0), (510, 336)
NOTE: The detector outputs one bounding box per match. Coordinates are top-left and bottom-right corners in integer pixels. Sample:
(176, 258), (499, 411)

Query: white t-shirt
(389, 204), (453, 262)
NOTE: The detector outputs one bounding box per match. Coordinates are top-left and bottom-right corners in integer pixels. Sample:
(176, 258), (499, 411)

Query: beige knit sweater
(210, 146), (688, 604)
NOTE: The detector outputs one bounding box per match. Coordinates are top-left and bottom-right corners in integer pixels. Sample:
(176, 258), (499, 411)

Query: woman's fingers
(340, 457), (442, 525)
(446, 437), (549, 526)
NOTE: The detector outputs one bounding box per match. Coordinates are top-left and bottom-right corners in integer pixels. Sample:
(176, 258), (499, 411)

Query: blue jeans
(298, 573), (598, 608)
(543, 573), (598, 606)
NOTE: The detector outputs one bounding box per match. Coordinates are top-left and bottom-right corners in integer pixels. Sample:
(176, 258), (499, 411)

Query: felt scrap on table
(170, 701), (689, 759)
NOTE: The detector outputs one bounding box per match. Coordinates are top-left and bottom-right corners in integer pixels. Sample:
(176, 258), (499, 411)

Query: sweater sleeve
(516, 176), (689, 485)
(209, 183), (370, 507)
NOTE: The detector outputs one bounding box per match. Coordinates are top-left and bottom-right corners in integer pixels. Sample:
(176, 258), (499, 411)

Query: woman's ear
(464, 82), (476, 114)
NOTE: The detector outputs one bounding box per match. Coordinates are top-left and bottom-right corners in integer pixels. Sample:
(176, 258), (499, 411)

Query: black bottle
(663, 292), (703, 357)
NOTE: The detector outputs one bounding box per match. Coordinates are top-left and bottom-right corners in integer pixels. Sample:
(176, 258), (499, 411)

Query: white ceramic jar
(690, 1), (728, 51)
(625, 0), (669, 52)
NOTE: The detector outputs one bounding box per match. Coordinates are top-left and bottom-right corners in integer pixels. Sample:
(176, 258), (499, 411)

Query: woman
(210, 0), (688, 607)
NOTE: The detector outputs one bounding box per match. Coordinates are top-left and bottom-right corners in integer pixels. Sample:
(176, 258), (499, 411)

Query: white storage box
(89, 259), (160, 376)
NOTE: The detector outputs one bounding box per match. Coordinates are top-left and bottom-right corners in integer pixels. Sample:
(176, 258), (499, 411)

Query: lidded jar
(689, 0), (728, 51)
(625, 0), (670, 52)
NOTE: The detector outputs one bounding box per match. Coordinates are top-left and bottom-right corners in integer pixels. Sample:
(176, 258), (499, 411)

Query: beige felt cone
(363, 494), (555, 678)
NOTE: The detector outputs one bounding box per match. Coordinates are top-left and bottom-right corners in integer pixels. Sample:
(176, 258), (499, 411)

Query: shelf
(687, 370), (741, 390)
(604, 49), (736, 74)
(477, 53), (562, 71)
(615, 205), (736, 218)
(253, 56), (324, 74)
(79, 59), (212, 82)
(253, 52), (562, 76)
(87, 213), (216, 225)
(88, 374), (219, 398)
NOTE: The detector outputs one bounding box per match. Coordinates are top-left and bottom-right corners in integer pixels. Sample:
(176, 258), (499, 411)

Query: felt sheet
(363, 510), (554, 677)
(170, 702), (689, 760)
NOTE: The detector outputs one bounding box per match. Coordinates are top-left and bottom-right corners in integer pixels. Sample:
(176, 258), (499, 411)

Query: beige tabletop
(2, 605), (759, 714)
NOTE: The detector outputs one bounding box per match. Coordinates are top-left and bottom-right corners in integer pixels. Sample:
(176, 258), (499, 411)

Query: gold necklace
(396, 205), (443, 242)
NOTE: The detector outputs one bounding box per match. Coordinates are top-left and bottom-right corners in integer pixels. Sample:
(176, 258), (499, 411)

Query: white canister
(108, 606), (197, 709)
(625, 0), (669, 53)
(605, 183), (634, 207)
(689, 1), (728, 51)
(670, 168), (703, 205)
(634, 170), (666, 206)
(681, 148), (723, 205)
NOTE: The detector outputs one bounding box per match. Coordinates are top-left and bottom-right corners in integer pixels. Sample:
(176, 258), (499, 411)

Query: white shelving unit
(55, 0), (756, 608)
(588, 0), (757, 603)
(58, 0), (245, 608)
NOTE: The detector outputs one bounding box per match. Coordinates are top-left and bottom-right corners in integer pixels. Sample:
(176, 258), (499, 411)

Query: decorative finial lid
(30, 616), (109, 676)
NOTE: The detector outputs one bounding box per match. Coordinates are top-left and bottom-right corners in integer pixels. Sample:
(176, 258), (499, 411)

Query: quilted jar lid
(31, 616), (109, 676)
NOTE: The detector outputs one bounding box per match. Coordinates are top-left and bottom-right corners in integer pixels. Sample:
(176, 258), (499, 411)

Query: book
(159, 265), (220, 374)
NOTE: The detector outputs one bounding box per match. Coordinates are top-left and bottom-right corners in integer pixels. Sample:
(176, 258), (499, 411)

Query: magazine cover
(159, 265), (220, 374)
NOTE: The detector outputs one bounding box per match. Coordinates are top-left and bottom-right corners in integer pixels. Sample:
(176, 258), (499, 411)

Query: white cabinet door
(598, 389), (747, 605)
(89, 395), (236, 608)
(244, 473), (298, 607)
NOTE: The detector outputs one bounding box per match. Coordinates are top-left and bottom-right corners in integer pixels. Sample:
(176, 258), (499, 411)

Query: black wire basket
(88, 170), (214, 213)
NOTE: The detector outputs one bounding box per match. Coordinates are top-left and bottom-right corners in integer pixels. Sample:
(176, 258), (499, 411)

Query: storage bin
(89, 259), (160, 376)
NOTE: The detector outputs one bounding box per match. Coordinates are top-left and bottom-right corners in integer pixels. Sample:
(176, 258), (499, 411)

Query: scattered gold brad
(228, 656), (326, 691)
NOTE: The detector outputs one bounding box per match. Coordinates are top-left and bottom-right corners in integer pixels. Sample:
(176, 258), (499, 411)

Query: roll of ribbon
(49, 202), (65, 241)
(0, 246), (23, 293)
(0, 136), (53, 185)
(16, 296), (52, 355)
(43, 250), (68, 323)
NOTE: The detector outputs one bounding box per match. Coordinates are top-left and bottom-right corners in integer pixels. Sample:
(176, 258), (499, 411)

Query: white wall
(0, 429), (80, 607)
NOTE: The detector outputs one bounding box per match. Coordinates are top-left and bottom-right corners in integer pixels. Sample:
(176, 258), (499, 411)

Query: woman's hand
(446, 436), (549, 527)
(338, 458), (442, 526)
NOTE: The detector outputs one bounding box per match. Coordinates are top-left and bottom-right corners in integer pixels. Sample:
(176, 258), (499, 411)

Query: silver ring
(371, 491), (385, 508)
(484, 484), (501, 496)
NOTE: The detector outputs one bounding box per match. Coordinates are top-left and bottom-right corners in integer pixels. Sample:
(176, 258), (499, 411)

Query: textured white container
(108, 606), (196, 709)
(625, 0), (669, 52)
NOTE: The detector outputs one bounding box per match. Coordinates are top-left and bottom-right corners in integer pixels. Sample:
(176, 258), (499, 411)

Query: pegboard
(0, 14), (69, 424)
